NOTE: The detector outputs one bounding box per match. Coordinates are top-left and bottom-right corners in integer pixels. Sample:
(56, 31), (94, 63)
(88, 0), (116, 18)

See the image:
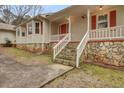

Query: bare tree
(0, 5), (14, 24)
(0, 5), (43, 25)
(30, 5), (43, 16)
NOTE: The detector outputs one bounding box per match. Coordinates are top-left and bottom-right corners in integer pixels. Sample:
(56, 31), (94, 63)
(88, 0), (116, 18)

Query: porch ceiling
(47, 5), (118, 22)
(47, 5), (96, 21)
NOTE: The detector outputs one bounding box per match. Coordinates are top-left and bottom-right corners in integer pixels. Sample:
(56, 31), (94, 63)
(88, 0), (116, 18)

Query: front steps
(54, 43), (78, 67)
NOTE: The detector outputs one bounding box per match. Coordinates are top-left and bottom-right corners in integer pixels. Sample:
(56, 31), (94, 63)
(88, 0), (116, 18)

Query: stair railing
(53, 33), (70, 60)
(76, 31), (89, 68)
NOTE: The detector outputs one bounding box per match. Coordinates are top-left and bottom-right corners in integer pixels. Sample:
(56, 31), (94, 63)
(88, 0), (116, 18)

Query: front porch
(50, 5), (124, 68)
(15, 5), (124, 68)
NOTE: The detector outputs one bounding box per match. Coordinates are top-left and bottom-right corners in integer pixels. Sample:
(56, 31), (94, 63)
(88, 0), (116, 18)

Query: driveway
(0, 53), (73, 88)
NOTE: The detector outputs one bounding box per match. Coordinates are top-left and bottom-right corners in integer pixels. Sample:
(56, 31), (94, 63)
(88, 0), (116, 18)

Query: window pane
(35, 23), (39, 34)
(98, 14), (108, 29)
(22, 32), (25, 37)
(28, 23), (32, 35)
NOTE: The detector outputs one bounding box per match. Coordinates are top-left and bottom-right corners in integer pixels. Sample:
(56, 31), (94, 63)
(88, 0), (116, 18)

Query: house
(0, 23), (16, 46)
(16, 5), (124, 67)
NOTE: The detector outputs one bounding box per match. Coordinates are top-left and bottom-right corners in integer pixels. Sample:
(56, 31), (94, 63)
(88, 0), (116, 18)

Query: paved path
(0, 53), (73, 88)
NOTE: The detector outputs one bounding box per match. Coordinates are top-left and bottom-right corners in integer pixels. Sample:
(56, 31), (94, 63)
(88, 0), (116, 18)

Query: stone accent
(82, 41), (124, 66)
(16, 43), (51, 54)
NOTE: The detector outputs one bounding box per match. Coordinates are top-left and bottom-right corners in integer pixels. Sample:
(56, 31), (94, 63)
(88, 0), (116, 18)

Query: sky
(42, 5), (70, 13)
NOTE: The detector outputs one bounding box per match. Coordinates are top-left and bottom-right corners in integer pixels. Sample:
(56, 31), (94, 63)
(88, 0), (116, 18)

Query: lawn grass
(80, 64), (124, 87)
(2, 47), (52, 65)
(44, 64), (124, 87)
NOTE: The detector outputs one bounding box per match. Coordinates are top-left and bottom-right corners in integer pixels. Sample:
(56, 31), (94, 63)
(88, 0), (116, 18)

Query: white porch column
(16, 27), (20, 44)
(32, 20), (35, 35)
(87, 9), (90, 35)
(26, 23), (29, 44)
(32, 20), (35, 43)
(26, 23), (28, 36)
(68, 16), (71, 41)
(19, 27), (22, 43)
(41, 20), (45, 51)
(49, 21), (52, 43)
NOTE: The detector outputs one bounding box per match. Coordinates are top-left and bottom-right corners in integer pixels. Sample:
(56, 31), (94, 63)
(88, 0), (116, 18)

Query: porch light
(99, 6), (103, 10)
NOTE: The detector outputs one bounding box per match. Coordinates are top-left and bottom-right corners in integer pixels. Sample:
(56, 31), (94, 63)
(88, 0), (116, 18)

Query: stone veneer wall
(16, 43), (52, 54)
(16, 42), (58, 55)
(82, 40), (124, 66)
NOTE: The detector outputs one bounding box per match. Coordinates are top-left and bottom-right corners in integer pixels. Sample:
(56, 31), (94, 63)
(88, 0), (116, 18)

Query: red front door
(59, 24), (67, 34)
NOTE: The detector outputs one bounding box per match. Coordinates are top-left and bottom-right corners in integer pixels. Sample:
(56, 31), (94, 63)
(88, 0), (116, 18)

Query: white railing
(27, 34), (43, 43)
(89, 25), (124, 40)
(53, 33), (70, 60)
(76, 31), (89, 68)
(16, 34), (43, 44)
(76, 25), (124, 68)
(50, 34), (67, 42)
(21, 37), (27, 44)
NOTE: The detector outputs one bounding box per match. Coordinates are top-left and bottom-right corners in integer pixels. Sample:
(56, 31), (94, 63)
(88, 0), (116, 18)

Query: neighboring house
(16, 5), (124, 67)
(0, 23), (16, 45)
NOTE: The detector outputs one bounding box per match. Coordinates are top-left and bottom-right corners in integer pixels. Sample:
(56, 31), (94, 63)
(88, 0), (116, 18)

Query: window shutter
(91, 15), (96, 30)
(109, 10), (116, 27)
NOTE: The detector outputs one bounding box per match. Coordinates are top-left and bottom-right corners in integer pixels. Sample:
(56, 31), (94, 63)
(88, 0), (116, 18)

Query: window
(35, 22), (40, 34)
(22, 32), (25, 37)
(28, 23), (32, 35)
(97, 14), (108, 29)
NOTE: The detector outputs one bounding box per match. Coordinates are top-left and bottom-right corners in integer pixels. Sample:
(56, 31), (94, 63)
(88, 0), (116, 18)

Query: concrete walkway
(0, 53), (73, 88)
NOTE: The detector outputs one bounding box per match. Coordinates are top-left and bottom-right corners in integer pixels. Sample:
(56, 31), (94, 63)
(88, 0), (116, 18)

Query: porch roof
(46, 5), (118, 21)
(46, 5), (96, 21)
(16, 15), (47, 27)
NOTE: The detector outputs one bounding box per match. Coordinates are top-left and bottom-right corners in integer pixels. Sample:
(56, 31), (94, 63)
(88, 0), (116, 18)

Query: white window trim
(96, 12), (110, 29)
(35, 21), (42, 34)
(27, 21), (33, 35)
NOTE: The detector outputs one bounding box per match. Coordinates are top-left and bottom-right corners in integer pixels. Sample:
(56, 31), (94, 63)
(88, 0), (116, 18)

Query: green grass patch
(80, 64), (124, 87)
(5, 47), (52, 64)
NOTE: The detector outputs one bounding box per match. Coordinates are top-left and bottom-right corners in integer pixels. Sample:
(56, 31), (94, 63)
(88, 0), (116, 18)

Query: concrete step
(62, 48), (76, 52)
(54, 43), (79, 67)
(54, 58), (76, 67)
(66, 43), (78, 49)
(59, 50), (76, 56)
(56, 53), (76, 60)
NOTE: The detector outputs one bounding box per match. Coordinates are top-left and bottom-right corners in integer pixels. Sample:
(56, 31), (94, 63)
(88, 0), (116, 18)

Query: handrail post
(76, 49), (79, 68)
(87, 9), (90, 34)
(109, 27), (111, 40)
(68, 16), (71, 41)
(53, 47), (55, 60)
(120, 27), (122, 37)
